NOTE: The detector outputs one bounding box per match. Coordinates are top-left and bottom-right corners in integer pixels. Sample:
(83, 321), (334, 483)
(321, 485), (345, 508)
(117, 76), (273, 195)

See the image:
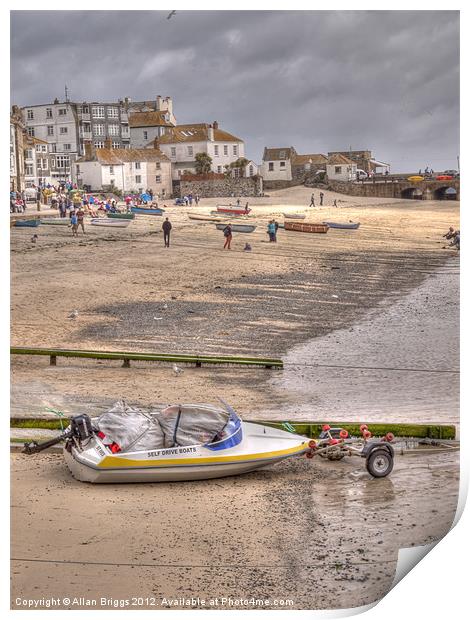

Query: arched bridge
(327, 178), (460, 201)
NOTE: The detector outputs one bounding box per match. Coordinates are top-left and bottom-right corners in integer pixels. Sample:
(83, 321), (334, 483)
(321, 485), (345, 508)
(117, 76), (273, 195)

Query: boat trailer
(303, 424), (395, 478)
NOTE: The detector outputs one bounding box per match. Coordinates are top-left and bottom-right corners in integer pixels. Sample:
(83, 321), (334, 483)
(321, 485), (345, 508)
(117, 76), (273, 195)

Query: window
(108, 124), (119, 136)
(76, 165), (80, 174)
(51, 144), (57, 153)
(233, 145), (238, 156)
(135, 162), (141, 170)
(214, 145), (219, 156)
(107, 107), (119, 118)
(82, 105), (89, 114)
(217, 165), (222, 173)
(223, 145), (228, 156)
(27, 127), (35, 137)
(64, 144), (71, 151)
(60, 127), (68, 134)
(109, 166), (114, 174)
(46, 108), (52, 119)
(155, 162), (161, 170)
(40, 158), (48, 170)
(94, 141), (104, 148)
(92, 106), (105, 118)
(25, 164), (34, 175)
(249, 165), (254, 177)
(42, 145), (47, 152)
(58, 108), (67, 116)
(51, 158), (56, 168)
(143, 131), (148, 140)
(234, 168), (241, 178)
(27, 109), (34, 120)
(155, 175), (161, 183)
(280, 161), (286, 168)
(112, 141), (120, 149)
(135, 175), (141, 184)
(187, 146), (193, 157)
(47, 125), (54, 136)
(268, 162), (274, 171)
(335, 166), (341, 174)
(170, 147), (176, 158)
(25, 149), (33, 159)
(35, 145), (42, 153)
(56, 155), (70, 169)
(279, 150), (286, 158)
(94, 124), (105, 136)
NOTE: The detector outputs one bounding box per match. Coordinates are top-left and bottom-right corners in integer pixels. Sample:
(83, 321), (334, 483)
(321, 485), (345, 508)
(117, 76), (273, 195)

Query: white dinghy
(23, 401), (310, 483)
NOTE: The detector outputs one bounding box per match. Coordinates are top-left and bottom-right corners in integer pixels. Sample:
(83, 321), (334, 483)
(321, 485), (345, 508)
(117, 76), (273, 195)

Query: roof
(327, 153), (355, 165)
(128, 111), (175, 128)
(370, 159), (390, 167)
(76, 148), (170, 165)
(158, 123), (243, 144)
(293, 153), (327, 165)
(24, 135), (48, 146)
(263, 147), (296, 161)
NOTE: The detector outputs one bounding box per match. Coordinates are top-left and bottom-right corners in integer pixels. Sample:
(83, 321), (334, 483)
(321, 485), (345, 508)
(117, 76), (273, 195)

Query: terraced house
(155, 121), (245, 180)
(260, 147), (327, 186)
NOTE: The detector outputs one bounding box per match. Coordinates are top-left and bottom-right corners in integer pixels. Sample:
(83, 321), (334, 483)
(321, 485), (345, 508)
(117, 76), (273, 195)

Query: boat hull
(322, 221), (360, 229)
(40, 218), (70, 225)
(90, 218), (131, 228)
(216, 206), (251, 215)
(13, 220), (40, 228)
(131, 207), (164, 216)
(284, 222), (329, 233)
(63, 422), (309, 483)
(283, 213), (306, 219)
(107, 212), (136, 220)
(215, 223), (256, 233)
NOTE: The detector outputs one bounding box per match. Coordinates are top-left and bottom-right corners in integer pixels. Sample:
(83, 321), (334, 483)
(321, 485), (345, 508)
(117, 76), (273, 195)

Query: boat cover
(159, 405), (230, 448)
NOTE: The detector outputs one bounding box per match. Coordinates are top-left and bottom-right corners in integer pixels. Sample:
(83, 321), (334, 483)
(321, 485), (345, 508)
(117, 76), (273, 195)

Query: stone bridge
(323, 178), (460, 200)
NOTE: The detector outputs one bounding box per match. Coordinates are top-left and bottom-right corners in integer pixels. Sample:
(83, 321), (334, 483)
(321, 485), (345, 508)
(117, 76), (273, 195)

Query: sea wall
(175, 175), (263, 198)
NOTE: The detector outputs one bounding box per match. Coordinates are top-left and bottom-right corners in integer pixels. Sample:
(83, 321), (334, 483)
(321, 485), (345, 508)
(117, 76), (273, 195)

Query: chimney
(156, 95), (162, 111)
(153, 137), (159, 150)
(208, 124), (214, 142)
(54, 98), (59, 104)
(84, 141), (94, 160)
(213, 121), (219, 130)
(165, 97), (173, 115)
(104, 138), (112, 150)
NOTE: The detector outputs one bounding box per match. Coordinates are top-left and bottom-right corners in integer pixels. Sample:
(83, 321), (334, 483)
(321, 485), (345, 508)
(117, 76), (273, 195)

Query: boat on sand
(284, 222), (329, 234)
(90, 218), (131, 228)
(215, 223), (256, 233)
(322, 221), (360, 230)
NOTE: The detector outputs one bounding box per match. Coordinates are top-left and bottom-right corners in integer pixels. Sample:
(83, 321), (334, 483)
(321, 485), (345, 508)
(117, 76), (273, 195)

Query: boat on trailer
(215, 223), (257, 233)
(131, 206), (165, 216)
(322, 221), (360, 230)
(90, 218), (131, 228)
(284, 222), (329, 234)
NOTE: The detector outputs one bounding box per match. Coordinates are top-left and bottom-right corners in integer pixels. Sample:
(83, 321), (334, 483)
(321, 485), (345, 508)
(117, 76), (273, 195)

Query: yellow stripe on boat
(98, 442), (308, 469)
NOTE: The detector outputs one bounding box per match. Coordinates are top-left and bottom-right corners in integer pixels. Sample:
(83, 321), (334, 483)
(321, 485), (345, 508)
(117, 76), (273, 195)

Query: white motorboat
(90, 218), (131, 228)
(23, 402), (310, 483)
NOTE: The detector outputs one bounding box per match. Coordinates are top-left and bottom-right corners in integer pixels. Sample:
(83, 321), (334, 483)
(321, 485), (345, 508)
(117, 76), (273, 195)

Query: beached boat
(284, 222), (329, 234)
(283, 213), (306, 220)
(322, 221), (360, 230)
(39, 218), (70, 225)
(189, 214), (224, 222)
(90, 218), (131, 228)
(13, 219), (40, 228)
(216, 205), (251, 215)
(210, 210), (249, 219)
(131, 206), (165, 216)
(106, 212), (136, 220)
(215, 223), (257, 233)
(23, 403), (310, 483)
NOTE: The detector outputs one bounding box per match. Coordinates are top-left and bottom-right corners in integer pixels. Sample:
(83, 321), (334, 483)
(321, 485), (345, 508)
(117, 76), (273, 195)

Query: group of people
(443, 226), (460, 250)
(308, 192), (326, 207)
(10, 191), (27, 213)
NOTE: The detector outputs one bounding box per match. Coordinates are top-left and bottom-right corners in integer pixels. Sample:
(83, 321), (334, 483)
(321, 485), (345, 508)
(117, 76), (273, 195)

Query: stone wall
(307, 179), (460, 201)
(176, 175), (263, 198)
(262, 179), (302, 191)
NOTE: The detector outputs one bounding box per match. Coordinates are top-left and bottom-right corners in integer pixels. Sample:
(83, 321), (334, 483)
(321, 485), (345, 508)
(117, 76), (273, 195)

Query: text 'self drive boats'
(23, 401), (395, 482)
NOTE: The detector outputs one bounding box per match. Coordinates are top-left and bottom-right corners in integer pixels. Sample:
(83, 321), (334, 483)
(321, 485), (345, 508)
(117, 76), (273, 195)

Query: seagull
(167, 10), (176, 19)
(173, 363), (184, 376)
(68, 309), (79, 319)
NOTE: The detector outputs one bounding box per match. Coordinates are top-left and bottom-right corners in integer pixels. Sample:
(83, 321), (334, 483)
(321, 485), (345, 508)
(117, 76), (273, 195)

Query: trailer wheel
(366, 449), (394, 478)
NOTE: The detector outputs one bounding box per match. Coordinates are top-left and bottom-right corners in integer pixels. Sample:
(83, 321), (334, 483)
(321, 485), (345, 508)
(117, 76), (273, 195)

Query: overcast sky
(10, 10), (459, 172)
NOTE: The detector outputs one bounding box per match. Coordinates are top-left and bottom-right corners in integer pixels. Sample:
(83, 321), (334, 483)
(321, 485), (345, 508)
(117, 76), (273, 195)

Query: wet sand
(10, 449), (458, 610)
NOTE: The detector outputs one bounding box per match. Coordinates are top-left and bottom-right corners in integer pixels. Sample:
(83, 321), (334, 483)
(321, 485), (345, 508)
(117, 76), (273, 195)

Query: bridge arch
(434, 186), (457, 201)
(401, 187), (423, 200)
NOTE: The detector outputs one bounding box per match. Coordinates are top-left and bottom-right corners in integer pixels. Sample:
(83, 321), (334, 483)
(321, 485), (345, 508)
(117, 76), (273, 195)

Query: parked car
(443, 170), (459, 178)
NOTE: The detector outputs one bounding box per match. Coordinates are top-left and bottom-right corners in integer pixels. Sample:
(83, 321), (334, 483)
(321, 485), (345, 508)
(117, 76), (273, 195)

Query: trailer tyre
(366, 449), (394, 478)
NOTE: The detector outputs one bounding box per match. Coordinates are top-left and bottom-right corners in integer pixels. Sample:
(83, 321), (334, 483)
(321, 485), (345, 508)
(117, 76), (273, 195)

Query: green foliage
(195, 152), (213, 174)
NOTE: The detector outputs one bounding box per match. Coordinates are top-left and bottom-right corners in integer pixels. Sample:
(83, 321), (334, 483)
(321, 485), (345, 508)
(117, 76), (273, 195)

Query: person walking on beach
(319, 192), (324, 206)
(162, 217), (172, 247)
(76, 206), (86, 234)
(267, 220), (276, 242)
(223, 224), (233, 249)
(70, 210), (79, 237)
(309, 193), (315, 207)
(333, 199), (338, 207)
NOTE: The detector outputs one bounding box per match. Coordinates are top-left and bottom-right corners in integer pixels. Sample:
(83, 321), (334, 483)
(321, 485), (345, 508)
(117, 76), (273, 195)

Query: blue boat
(131, 206), (165, 216)
(14, 219), (41, 228)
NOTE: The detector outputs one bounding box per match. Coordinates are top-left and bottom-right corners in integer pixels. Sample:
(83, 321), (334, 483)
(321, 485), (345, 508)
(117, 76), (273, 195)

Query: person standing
(309, 193), (315, 207)
(77, 206), (86, 234)
(162, 217), (172, 247)
(319, 192), (324, 206)
(195, 193), (200, 205)
(70, 210), (79, 237)
(267, 220), (276, 242)
(223, 224), (232, 250)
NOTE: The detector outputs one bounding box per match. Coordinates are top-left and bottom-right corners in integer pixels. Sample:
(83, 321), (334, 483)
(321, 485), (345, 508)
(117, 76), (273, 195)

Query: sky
(10, 10), (460, 172)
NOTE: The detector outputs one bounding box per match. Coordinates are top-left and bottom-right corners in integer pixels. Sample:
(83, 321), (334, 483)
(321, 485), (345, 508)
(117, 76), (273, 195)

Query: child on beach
(70, 211), (79, 237)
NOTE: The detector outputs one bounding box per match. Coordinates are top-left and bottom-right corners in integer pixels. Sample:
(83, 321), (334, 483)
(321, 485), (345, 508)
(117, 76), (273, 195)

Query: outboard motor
(23, 414), (94, 455)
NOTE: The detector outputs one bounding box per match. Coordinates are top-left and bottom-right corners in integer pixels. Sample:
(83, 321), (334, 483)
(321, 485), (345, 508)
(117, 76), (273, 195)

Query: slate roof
(158, 123), (243, 144)
(327, 153), (355, 165)
(76, 148), (170, 164)
(128, 111), (175, 128)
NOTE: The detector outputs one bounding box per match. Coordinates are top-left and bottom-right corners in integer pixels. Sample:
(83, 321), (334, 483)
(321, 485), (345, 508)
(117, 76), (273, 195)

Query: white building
(74, 143), (172, 197)
(326, 154), (357, 182)
(24, 136), (53, 188)
(156, 122), (245, 180)
(259, 147), (296, 182)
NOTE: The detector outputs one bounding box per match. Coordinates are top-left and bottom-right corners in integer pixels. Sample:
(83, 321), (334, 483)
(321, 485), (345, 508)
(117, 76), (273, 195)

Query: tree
(195, 152), (213, 174)
(228, 157), (250, 177)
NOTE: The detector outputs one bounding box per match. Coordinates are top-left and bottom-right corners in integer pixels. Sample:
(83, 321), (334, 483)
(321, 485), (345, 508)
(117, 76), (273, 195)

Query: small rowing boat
(13, 219), (40, 228)
(284, 222), (329, 234)
(216, 205), (251, 215)
(131, 206), (165, 216)
(322, 221), (360, 230)
(39, 218), (70, 226)
(107, 212), (136, 220)
(215, 223), (257, 233)
(189, 214), (224, 222)
(90, 218), (131, 228)
(283, 213), (306, 220)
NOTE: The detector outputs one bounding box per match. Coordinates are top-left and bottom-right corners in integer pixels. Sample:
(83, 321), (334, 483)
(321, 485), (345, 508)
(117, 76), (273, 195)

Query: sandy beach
(10, 186), (460, 610)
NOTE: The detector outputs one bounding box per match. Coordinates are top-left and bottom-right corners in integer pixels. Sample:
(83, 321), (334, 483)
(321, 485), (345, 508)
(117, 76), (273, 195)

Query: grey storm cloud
(10, 10), (459, 171)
